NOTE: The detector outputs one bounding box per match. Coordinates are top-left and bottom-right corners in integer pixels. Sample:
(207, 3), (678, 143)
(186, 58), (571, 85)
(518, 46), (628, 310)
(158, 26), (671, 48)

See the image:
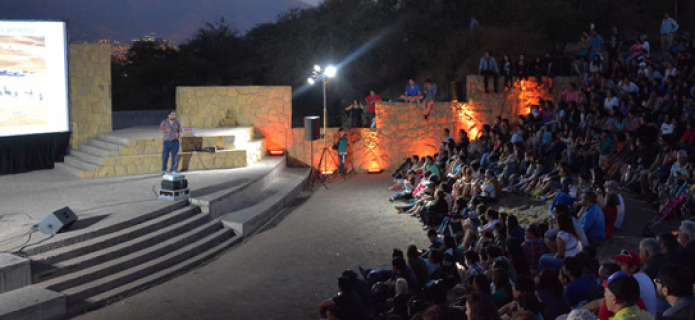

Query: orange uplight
(321, 170), (334, 175)
(368, 168), (383, 174)
(269, 150), (285, 156)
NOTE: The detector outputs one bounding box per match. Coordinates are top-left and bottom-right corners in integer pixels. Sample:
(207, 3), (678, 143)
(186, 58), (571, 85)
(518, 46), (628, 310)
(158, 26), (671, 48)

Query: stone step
(28, 206), (198, 266)
(66, 234), (241, 317)
(220, 168), (308, 237)
(64, 156), (98, 170)
(60, 226), (232, 306)
(88, 138), (121, 152)
(79, 144), (117, 158)
(96, 132), (131, 146)
(69, 149), (104, 166)
(0, 286), (65, 320)
(38, 219), (225, 293)
(189, 156), (287, 217)
(54, 162), (85, 178)
(31, 209), (206, 283)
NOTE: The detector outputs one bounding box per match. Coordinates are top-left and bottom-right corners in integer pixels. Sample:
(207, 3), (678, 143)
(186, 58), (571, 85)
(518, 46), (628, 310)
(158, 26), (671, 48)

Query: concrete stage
(0, 156), (309, 318)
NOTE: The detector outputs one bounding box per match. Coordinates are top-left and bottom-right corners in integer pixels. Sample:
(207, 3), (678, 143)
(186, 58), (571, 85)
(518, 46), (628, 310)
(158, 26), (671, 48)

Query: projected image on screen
(0, 21), (69, 137)
(0, 35), (48, 126)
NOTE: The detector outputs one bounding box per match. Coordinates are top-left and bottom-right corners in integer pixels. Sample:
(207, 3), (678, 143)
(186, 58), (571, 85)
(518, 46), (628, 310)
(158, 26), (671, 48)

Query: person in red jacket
(679, 120), (695, 149)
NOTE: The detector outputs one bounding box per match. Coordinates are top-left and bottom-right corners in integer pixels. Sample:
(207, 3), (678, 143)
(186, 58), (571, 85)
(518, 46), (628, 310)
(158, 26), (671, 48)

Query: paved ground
(74, 174), (432, 320)
(73, 173), (670, 319)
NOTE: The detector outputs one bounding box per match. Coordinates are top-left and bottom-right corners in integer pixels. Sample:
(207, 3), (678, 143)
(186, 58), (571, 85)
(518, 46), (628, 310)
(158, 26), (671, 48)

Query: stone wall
(68, 43), (112, 150)
(112, 110), (167, 130)
(176, 86), (292, 152)
(286, 76), (579, 173)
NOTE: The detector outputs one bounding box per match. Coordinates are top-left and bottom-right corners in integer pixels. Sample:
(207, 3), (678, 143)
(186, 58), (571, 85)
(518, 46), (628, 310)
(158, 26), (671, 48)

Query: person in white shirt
(660, 116), (676, 135)
(604, 181), (626, 231)
(618, 76), (638, 96)
(604, 90), (619, 110)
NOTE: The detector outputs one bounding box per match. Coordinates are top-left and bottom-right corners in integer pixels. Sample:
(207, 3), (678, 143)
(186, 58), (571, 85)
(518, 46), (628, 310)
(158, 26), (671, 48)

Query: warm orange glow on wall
(286, 76), (574, 173)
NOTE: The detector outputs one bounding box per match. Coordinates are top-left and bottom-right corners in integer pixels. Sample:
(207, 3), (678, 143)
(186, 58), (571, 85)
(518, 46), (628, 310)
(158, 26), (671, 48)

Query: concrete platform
(57, 126), (266, 179)
(0, 155), (311, 317)
(0, 156), (286, 254)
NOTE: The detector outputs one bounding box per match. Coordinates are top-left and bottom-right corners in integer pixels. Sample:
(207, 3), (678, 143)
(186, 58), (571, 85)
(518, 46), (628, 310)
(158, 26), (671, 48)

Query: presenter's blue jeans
(162, 140), (180, 172)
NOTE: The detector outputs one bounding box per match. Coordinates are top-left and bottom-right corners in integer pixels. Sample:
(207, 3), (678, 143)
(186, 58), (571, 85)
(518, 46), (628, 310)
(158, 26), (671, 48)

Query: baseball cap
(612, 250), (641, 269)
(602, 271), (630, 288)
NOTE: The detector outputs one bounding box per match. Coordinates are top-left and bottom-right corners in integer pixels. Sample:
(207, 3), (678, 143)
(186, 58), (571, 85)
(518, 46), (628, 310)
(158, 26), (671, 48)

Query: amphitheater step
(30, 207), (203, 283)
(69, 149), (105, 166)
(65, 234), (241, 317)
(88, 138), (123, 152)
(79, 144), (117, 158)
(64, 156), (99, 170)
(0, 286), (65, 320)
(59, 226), (232, 306)
(54, 162), (86, 178)
(36, 217), (223, 292)
(220, 168), (308, 237)
(96, 132), (131, 146)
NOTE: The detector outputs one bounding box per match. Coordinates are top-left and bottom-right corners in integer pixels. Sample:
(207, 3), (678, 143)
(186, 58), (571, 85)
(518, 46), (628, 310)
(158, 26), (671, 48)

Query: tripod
(305, 139), (328, 190)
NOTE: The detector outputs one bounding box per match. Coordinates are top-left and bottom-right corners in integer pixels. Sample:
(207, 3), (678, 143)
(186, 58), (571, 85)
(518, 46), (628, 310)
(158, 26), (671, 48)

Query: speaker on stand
(303, 116), (326, 190)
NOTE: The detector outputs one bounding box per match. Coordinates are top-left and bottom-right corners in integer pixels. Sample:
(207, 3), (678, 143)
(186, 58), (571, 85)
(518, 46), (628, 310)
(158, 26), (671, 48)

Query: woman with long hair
(466, 292), (502, 320)
(536, 268), (571, 320)
(506, 238), (531, 276)
(491, 268), (514, 307)
(537, 213), (582, 271)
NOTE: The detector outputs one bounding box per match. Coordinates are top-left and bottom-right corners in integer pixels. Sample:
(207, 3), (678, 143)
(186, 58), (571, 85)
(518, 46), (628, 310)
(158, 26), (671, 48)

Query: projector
(159, 173), (190, 201)
(162, 173), (186, 181)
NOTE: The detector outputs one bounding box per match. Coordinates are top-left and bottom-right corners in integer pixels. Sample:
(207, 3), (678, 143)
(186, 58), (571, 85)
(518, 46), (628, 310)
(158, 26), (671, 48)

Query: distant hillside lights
(99, 35), (175, 61)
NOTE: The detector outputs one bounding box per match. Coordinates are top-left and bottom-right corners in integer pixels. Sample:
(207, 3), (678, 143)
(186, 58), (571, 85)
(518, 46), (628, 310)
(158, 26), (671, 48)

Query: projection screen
(0, 20), (69, 137)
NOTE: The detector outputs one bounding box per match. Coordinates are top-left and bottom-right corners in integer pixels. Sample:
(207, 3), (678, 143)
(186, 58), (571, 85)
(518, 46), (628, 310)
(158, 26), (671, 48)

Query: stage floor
(0, 157), (283, 253)
(103, 126), (254, 141)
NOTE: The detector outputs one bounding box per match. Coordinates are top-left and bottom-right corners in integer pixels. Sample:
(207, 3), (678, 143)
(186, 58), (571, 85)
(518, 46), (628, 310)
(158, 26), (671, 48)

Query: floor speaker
(304, 116), (320, 141)
(37, 207), (78, 234)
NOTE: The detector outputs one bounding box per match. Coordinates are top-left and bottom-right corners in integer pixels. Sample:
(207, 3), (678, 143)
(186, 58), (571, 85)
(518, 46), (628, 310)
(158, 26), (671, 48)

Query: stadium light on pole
(307, 64), (337, 177)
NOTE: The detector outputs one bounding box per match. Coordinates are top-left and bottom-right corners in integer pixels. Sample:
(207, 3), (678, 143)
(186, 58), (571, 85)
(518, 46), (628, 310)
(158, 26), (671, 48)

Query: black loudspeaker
(448, 81), (465, 102)
(37, 207), (78, 234)
(304, 116), (320, 141)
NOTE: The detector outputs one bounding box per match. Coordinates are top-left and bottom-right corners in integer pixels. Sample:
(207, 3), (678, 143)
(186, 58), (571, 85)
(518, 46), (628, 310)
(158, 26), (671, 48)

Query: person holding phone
(159, 110), (183, 174)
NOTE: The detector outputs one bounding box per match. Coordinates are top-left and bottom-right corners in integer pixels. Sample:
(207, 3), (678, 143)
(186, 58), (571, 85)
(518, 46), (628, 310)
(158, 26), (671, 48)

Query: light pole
(308, 65), (337, 176)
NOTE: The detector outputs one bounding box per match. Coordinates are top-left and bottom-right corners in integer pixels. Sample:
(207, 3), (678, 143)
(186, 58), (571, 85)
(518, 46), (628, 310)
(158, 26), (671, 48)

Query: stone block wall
(68, 43), (112, 150)
(287, 76), (579, 173)
(176, 86), (291, 152)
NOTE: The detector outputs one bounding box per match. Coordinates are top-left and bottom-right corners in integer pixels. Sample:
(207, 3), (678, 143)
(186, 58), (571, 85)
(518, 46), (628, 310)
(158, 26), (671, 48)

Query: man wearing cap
(678, 220), (695, 271)
(604, 276), (654, 320)
(655, 265), (695, 320)
(583, 270), (650, 320)
(613, 250), (657, 317)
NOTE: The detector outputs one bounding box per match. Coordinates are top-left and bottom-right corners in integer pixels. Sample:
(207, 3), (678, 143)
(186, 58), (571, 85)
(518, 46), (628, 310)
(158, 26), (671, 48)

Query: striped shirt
(160, 119), (182, 141)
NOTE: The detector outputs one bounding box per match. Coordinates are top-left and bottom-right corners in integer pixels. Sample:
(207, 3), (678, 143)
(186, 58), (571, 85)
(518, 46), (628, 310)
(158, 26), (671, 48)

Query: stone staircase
(24, 206), (240, 317)
(57, 126), (266, 178)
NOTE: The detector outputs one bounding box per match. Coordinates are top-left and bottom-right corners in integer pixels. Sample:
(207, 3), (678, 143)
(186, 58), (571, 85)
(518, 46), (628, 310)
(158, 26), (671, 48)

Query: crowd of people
(319, 15), (695, 320)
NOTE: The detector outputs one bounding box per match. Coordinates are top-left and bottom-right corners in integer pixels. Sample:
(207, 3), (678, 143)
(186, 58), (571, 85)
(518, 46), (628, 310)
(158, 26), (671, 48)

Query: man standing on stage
(365, 91), (381, 128)
(160, 110), (183, 174)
